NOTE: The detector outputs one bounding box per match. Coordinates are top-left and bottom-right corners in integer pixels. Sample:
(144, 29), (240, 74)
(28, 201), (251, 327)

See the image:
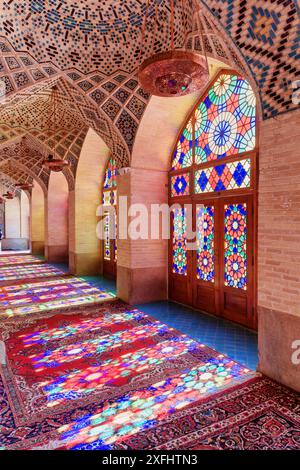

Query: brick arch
(70, 128), (111, 275)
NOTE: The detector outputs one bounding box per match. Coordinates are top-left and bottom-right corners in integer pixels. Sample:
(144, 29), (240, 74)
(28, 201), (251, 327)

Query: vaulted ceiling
(0, 0), (298, 191)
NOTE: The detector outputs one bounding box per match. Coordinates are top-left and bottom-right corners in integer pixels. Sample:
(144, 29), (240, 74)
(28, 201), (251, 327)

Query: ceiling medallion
(42, 85), (69, 173)
(138, 0), (209, 97)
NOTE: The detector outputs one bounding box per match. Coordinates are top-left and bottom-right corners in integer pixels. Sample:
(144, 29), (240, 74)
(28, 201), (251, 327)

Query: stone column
(31, 183), (45, 255)
(117, 167), (168, 304)
(69, 128), (109, 275)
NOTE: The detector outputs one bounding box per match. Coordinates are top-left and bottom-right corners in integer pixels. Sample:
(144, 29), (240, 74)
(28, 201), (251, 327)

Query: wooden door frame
(167, 69), (259, 330)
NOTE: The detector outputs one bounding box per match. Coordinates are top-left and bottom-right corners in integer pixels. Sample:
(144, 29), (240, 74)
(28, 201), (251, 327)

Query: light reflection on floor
(0, 277), (115, 316)
(0, 255), (43, 267)
(59, 356), (250, 450)
(10, 304), (252, 450)
(0, 263), (65, 282)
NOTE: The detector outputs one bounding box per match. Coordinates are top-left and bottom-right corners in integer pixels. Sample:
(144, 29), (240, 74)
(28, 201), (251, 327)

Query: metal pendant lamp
(138, 0), (209, 97)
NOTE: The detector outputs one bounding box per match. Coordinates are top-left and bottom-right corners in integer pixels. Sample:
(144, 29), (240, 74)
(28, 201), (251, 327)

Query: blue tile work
(82, 275), (117, 296)
(137, 301), (258, 371)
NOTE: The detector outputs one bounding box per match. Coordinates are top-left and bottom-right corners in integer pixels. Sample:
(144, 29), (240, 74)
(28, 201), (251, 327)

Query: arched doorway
(169, 70), (257, 329)
(102, 156), (117, 279)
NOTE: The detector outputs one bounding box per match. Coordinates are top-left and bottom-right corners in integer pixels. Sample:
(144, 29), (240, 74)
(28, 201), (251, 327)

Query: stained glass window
(104, 212), (111, 261)
(224, 203), (247, 290)
(102, 156), (117, 265)
(195, 74), (256, 163)
(194, 158), (251, 194)
(172, 207), (187, 275)
(171, 117), (193, 170)
(170, 173), (190, 197)
(196, 205), (214, 282)
(103, 156), (117, 189)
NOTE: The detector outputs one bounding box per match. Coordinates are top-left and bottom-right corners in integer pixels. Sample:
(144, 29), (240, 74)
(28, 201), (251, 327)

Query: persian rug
(0, 277), (116, 318)
(0, 301), (258, 450)
(0, 263), (66, 284)
(0, 255), (43, 268)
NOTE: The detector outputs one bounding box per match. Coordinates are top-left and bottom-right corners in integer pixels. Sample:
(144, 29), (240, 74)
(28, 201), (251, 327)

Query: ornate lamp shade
(43, 154), (69, 172)
(138, 50), (209, 98)
(15, 183), (34, 190)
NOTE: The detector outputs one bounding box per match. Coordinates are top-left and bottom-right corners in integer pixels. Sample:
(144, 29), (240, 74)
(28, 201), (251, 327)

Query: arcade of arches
(0, 0), (299, 452)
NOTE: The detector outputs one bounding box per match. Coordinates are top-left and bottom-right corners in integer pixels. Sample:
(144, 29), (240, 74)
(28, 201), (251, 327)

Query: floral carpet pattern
(0, 277), (115, 317)
(0, 256), (299, 451)
(0, 300), (257, 450)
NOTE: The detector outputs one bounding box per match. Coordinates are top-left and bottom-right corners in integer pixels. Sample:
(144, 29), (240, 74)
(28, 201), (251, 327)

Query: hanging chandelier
(138, 0), (209, 97)
(42, 85), (69, 172)
(15, 182), (34, 190)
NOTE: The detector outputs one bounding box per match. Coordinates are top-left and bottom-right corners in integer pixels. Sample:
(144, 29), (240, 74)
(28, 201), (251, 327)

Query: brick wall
(258, 108), (300, 314)
(258, 108), (300, 391)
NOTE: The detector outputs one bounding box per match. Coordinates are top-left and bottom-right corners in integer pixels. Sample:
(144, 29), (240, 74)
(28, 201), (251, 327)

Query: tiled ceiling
(0, 1), (298, 189)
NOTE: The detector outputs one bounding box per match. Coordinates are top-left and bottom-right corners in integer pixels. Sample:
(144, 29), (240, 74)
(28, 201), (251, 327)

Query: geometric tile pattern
(207, 0), (299, 118)
(0, 0), (297, 192)
(194, 159), (251, 194)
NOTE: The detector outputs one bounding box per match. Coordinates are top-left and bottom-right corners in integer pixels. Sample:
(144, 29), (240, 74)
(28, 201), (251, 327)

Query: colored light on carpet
(0, 255), (43, 267)
(0, 302), (259, 450)
(0, 277), (100, 304)
(19, 309), (143, 346)
(0, 263), (65, 281)
(2, 292), (115, 317)
(59, 357), (250, 449)
(42, 338), (196, 406)
(0, 277), (115, 317)
(30, 321), (168, 371)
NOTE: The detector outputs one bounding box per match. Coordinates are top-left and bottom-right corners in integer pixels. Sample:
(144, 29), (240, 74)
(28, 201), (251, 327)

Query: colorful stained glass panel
(196, 205), (214, 282)
(104, 213), (110, 261)
(194, 158), (251, 194)
(170, 173), (190, 197)
(224, 203), (247, 290)
(171, 118), (193, 170)
(195, 74), (256, 163)
(172, 207), (187, 275)
(102, 191), (111, 205)
(103, 156), (117, 189)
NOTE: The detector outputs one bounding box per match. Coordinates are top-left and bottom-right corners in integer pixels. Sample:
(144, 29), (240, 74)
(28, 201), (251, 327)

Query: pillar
(45, 172), (68, 263)
(31, 183), (45, 255)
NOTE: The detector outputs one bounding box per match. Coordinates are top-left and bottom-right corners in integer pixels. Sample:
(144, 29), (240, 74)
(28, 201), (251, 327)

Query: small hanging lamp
(43, 154), (69, 172)
(42, 85), (69, 172)
(3, 191), (14, 200)
(15, 182), (34, 190)
(138, 0), (209, 97)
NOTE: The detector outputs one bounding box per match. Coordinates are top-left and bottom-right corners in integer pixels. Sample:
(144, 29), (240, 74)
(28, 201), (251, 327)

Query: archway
(102, 156), (118, 279)
(69, 128), (110, 275)
(45, 172), (69, 263)
(31, 183), (45, 255)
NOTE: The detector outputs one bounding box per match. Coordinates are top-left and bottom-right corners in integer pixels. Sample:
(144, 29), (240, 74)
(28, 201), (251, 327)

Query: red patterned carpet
(0, 299), (299, 450)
